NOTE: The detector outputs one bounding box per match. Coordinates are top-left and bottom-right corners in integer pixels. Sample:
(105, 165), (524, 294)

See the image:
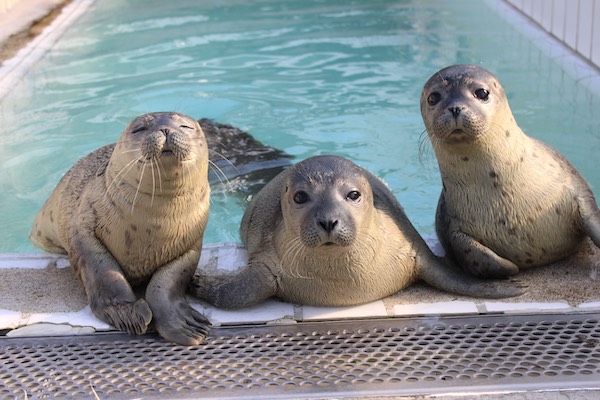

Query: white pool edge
(0, 0), (96, 100)
(2, 241), (600, 338)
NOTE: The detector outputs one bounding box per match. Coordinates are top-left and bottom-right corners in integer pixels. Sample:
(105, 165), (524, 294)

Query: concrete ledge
(2, 241), (600, 338)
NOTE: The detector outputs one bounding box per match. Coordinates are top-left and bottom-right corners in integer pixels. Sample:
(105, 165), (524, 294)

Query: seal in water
(190, 155), (524, 309)
(201, 119), (293, 198)
(30, 112), (211, 345)
(421, 64), (600, 278)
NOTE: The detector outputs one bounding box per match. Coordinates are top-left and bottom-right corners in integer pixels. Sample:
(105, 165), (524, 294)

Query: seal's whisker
(132, 160), (147, 213)
(418, 128), (434, 165)
(152, 157), (163, 196)
(208, 149), (240, 174)
(119, 147), (143, 155)
(185, 162), (193, 189)
(156, 157), (167, 186)
(208, 160), (230, 185)
(106, 156), (141, 197)
(149, 159), (156, 208)
(280, 238), (311, 279)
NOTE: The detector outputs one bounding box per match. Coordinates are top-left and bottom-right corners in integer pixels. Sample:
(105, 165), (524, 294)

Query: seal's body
(200, 119), (292, 197)
(421, 64), (600, 278)
(31, 112), (211, 345)
(190, 156), (524, 309)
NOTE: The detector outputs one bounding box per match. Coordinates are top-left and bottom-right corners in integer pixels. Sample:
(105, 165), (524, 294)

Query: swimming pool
(1, 0), (599, 252)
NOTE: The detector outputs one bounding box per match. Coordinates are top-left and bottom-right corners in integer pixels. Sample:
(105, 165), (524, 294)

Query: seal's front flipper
(579, 194), (600, 249)
(417, 253), (526, 299)
(71, 234), (152, 335)
(154, 300), (210, 346)
(146, 249), (210, 346)
(448, 230), (520, 278)
(189, 259), (277, 310)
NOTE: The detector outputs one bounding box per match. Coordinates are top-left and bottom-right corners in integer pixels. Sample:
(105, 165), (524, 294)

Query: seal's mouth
(322, 242), (336, 247)
(161, 149), (174, 156)
(444, 129), (476, 144)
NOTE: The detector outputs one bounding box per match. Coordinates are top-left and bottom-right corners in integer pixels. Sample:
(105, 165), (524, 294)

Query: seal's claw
(103, 298), (153, 335)
(155, 302), (211, 346)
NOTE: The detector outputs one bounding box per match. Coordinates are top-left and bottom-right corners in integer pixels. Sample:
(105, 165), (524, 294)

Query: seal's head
(280, 156), (375, 251)
(420, 64), (512, 145)
(108, 112), (208, 196)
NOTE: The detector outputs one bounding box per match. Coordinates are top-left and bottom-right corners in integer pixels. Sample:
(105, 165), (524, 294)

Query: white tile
(522, 0), (534, 15)
(551, 0), (567, 40)
(0, 253), (66, 269)
(198, 243), (247, 273)
(0, 309), (22, 330)
(540, 0), (553, 31)
(592, 0), (600, 67)
(577, 0), (594, 59)
(26, 306), (112, 331)
(302, 300), (388, 321)
(563, 0), (580, 50)
(577, 301), (600, 310)
(206, 299), (295, 325)
(531, 0), (544, 24)
(507, 0), (524, 11)
(393, 301), (478, 317)
(483, 302), (571, 313)
(7, 323), (95, 337)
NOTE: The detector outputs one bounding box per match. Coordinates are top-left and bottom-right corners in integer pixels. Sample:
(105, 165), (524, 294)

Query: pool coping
(0, 0), (95, 100)
(2, 242), (600, 338)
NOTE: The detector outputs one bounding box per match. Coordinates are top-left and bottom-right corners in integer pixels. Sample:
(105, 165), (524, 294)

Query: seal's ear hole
(427, 92), (441, 106)
(474, 88), (490, 101)
(346, 190), (361, 202)
(293, 191), (310, 205)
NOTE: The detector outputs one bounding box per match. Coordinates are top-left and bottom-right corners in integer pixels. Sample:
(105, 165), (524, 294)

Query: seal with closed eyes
(30, 112), (211, 345)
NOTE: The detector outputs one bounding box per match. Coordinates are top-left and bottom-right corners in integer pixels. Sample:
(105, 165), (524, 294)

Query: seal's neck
(105, 160), (209, 214)
(432, 121), (529, 185)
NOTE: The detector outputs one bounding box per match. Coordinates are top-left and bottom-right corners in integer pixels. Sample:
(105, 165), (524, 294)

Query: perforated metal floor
(2, 313), (600, 399)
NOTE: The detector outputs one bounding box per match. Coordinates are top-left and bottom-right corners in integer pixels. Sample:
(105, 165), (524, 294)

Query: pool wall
(506, 0), (600, 69)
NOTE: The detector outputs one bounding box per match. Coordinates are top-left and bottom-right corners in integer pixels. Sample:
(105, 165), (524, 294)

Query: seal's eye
(131, 125), (147, 134)
(180, 125), (194, 130)
(427, 92), (441, 106)
(293, 191), (310, 204)
(474, 88), (490, 101)
(346, 190), (361, 202)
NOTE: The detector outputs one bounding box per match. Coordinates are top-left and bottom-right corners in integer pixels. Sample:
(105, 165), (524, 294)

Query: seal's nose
(449, 106), (463, 118)
(319, 219), (338, 233)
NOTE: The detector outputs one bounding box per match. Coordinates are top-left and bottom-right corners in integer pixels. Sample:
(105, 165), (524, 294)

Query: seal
(421, 64), (600, 278)
(30, 112), (211, 345)
(190, 155), (524, 309)
(201, 119), (292, 198)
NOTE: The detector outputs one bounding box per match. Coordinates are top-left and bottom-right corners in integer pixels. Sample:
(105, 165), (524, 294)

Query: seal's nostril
(319, 219), (338, 233)
(449, 107), (462, 118)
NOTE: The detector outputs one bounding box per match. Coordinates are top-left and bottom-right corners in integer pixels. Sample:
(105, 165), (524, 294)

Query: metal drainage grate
(2, 313), (600, 399)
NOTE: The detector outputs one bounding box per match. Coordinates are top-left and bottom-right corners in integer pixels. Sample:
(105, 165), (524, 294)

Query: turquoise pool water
(1, 0), (599, 252)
